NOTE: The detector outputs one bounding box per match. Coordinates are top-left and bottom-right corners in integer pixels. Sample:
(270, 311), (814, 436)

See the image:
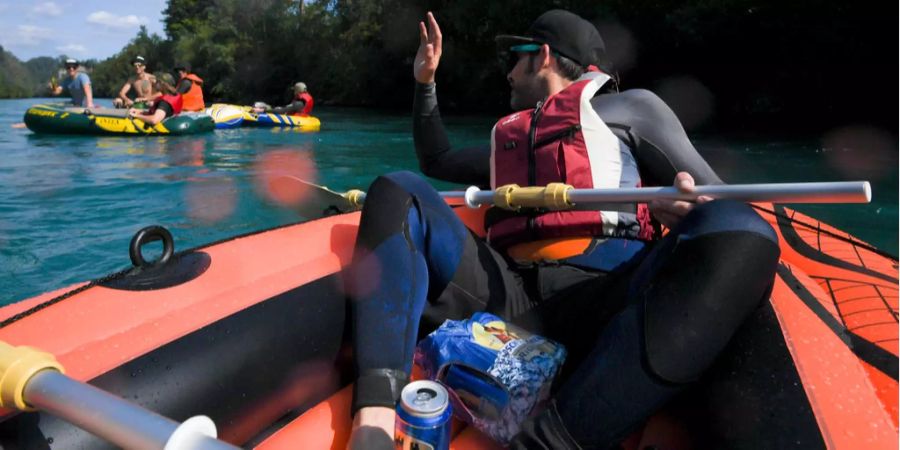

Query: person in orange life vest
(347, 10), (780, 450)
(271, 82), (314, 116)
(174, 62), (205, 111)
(128, 73), (183, 126)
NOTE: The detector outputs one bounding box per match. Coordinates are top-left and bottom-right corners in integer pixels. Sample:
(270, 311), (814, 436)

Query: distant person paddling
(127, 73), (183, 126)
(113, 56), (159, 109)
(49, 58), (94, 109)
(174, 62), (205, 111)
(249, 82), (315, 116)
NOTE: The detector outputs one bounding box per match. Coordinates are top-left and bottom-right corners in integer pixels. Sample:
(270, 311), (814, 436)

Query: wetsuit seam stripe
(401, 197), (418, 373)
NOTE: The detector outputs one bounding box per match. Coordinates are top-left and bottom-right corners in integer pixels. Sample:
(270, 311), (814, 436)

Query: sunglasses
(65, 65), (77, 70)
(498, 43), (559, 73)
(134, 63), (145, 68)
(510, 43), (543, 53)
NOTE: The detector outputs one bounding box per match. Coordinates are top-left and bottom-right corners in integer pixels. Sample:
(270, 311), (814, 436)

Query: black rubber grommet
(129, 226), (175, 268)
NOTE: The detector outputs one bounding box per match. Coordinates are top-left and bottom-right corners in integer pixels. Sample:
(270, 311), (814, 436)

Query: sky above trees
(0, 0), (167, 60)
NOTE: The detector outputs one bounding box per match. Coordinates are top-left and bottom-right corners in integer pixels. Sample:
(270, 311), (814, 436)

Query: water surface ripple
(1, 98), (896, 304)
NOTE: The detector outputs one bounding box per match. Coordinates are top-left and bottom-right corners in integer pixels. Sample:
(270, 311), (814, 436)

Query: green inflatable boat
(23, 103), (215, 136)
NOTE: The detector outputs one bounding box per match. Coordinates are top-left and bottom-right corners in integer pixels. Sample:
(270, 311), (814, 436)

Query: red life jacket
(488, 71), (654, 249)
(150, 94), (183, 117)
(292, 92), (314, 116)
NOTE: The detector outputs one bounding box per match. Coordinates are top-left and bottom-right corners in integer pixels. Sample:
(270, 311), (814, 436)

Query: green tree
(0, 46), (36, 98)
(4, 0), (893, 131)
(164, 0), (215, 39)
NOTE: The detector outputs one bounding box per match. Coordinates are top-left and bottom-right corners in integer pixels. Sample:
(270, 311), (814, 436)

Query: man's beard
(509, 81), (542, 111)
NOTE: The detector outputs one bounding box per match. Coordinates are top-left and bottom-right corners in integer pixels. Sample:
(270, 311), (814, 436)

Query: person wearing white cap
(50, 58), (94, 108)
(270, 81), (314, 116)
(113, 56), (159, 109)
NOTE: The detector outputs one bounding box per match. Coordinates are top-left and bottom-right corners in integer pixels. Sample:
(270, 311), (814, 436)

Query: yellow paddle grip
(0, 342), (64, 411)
(344, 189), (366, 209)
(492, 183), (574, 210)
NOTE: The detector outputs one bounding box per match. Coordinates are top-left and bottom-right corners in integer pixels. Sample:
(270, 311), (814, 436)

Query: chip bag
(414, 312), (566, 444)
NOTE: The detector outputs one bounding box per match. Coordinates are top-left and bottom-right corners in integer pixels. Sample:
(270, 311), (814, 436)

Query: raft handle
(129, 225), (175, 268)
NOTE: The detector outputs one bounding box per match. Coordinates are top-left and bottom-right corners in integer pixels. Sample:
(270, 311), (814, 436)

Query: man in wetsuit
(113, 56), (158, 109)
(347, 10), (780, 450)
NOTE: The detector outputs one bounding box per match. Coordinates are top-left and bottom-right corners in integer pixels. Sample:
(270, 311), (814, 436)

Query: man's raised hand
(414, 12), (443, 84)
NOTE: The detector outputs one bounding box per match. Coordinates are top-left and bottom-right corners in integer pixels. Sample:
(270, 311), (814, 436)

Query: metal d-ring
(129, 225), (175, 268)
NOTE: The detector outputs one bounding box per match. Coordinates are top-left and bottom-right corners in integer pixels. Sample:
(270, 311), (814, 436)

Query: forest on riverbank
(2, 0), (895, 132)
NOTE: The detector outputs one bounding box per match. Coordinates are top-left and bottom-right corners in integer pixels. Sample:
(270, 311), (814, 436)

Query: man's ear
(539, 44), (553, 69)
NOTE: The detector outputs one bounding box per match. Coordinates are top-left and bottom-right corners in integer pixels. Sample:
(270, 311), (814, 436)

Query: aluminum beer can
(395, 380), (452, 450)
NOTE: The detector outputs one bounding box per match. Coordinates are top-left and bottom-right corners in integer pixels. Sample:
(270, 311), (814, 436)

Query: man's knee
(365, 171), (444, 214)
(680, 200), (777, 244)
(643, 203), (782, 385)
(370, 171), (428, 194)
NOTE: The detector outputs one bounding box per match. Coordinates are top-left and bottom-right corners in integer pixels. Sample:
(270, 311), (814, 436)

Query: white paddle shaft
(441, 181), (871, 208)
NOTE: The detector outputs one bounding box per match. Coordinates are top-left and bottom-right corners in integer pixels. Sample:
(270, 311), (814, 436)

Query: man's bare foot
(347, 406), (396, 450)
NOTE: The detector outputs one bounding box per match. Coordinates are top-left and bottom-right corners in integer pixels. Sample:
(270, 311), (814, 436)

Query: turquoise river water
(1, 98), (897, 304)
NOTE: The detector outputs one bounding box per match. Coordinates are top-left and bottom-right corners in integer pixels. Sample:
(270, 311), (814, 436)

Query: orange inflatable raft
(0, 203), (895, 449)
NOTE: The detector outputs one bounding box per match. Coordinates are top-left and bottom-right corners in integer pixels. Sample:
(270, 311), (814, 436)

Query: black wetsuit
(272, 99), (307, 115)
(349, 83), (780, 449)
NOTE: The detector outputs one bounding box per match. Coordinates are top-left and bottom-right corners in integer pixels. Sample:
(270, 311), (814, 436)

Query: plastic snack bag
(414, 312), (566, 444)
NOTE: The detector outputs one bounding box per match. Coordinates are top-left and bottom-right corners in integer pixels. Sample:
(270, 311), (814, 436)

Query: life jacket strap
(506, 237), (593, 262)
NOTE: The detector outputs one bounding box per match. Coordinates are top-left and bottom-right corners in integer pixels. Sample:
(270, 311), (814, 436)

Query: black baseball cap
(174, 62), (191, 72)
(131, 55), (146, 65)
(64, 58), (78, 67)
(495, 9), (610, 71)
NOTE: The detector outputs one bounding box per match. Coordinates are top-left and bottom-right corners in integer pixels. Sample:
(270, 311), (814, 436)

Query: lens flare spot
(821, 125), (898, 181)
(168, 139), (206, 167)
(655, 76), (715, 131)
(344, 249), (383, 300)
(255, 149), (318, 207)
(185, 176), (237, 223)
(597, 21), (637, 74)
(217, 359), (339, 444)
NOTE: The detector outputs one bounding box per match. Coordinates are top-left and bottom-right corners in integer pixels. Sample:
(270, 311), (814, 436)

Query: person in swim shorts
(113, 56), (158, 109)
(347, 10), (780, 449)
